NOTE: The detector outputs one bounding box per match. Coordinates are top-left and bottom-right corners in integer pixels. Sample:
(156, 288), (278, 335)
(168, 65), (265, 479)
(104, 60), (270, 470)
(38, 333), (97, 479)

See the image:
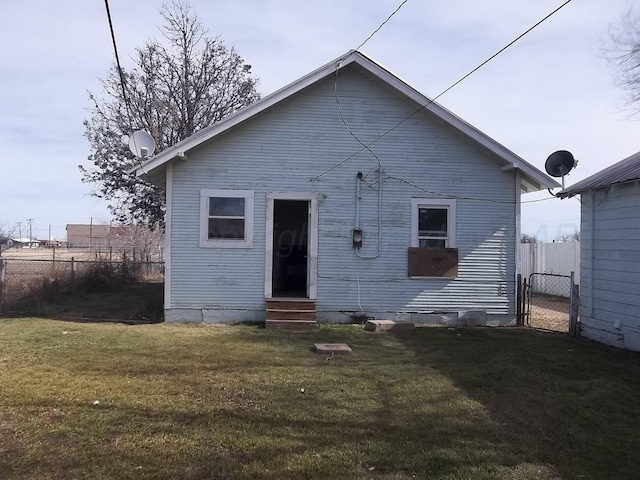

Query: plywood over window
(408, 247), (458, 277)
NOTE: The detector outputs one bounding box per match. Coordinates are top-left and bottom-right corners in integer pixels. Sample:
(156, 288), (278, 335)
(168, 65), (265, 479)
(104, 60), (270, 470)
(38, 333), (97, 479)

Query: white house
(135, 51), (559, 327)
(559, 151), (640, 350)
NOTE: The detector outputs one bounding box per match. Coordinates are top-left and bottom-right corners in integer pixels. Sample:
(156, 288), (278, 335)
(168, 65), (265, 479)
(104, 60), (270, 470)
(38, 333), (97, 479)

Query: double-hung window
(200, 189), (254, 248)
(411, 199), (456, 248)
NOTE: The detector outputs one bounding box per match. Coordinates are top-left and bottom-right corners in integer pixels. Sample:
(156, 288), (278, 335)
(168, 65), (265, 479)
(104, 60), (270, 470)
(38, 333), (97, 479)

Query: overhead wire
(385, 174), (567, 205)
(324, 0), (410, 180)
(103, 0), (140, 161)
(355, 0), (410, 51)
(313, 0), (574, 182)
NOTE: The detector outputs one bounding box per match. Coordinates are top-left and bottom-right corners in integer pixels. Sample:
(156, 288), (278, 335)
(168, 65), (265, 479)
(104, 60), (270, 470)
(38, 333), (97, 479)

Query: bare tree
(80, 1), (260, 227)
(520, 233), (538, 243)
(118, 225), (165, 261)
(604, 7), (640, 115)
(0, 220), (17, 254)
(555, 230), (580, 243)
(0, 220), (16, 240)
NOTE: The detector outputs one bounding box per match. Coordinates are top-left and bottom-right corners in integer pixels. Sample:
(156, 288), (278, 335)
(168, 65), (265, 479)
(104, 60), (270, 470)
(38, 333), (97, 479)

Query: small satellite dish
(545, 150), (576, 190)
(545, 150), (575, 177)
(128, 130), (155, 158)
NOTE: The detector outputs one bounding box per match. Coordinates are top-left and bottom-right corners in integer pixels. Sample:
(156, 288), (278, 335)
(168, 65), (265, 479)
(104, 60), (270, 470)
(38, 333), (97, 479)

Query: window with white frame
(410, 199), (456, 248)
(200, 189), (254, 248)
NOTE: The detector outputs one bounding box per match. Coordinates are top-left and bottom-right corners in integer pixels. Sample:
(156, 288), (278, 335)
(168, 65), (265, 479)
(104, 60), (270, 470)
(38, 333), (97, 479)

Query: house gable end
(136, 51), (557, 192)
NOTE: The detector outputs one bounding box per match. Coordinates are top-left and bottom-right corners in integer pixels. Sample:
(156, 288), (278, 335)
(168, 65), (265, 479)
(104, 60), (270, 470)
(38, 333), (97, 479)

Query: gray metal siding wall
(579, 185), (640, 350)
(168, 65), (516, 321)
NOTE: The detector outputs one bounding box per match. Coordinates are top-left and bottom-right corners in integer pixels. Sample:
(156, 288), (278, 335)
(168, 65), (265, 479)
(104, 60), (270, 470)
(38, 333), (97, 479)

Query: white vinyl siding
(199, 189), (254, 248)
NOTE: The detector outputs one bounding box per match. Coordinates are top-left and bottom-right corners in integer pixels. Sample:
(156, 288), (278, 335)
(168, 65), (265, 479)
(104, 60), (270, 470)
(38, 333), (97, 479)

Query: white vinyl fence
(519, 242), (580, 297)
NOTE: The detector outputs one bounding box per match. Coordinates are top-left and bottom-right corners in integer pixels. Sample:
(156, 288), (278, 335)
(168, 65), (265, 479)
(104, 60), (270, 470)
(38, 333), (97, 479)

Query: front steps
(265, 298), (317, 330)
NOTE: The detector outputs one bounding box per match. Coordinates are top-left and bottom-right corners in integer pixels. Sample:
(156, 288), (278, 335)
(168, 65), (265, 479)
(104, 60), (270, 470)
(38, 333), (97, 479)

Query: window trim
(410, 198), (456, 248)
(200, 189), (254, 248)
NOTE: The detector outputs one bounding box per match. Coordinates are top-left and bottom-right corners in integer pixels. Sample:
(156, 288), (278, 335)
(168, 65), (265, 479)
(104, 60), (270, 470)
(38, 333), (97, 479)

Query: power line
(355, 0), (410, 51)
(103, 0), (132, 124)
(385, 174), (561, 205)
(103, 0), (144, 166)
(314, 0), (574, 180)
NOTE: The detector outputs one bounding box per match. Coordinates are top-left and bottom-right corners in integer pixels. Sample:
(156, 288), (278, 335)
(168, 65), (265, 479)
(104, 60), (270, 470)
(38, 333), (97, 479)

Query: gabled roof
(558, 150), (640, 198)
(135, 50), (559, 192)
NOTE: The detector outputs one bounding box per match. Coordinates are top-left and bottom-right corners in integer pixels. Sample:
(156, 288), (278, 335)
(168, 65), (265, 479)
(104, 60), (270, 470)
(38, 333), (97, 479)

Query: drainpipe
(355, 172), (361, 229)
(355, 169), (382, 259)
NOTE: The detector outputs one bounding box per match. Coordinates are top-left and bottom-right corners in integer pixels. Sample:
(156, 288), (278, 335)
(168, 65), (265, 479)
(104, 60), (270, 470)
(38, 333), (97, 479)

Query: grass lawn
(1, 320), (640, 479)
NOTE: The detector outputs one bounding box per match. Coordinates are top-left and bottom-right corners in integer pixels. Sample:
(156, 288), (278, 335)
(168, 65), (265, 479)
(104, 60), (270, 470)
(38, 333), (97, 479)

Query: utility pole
(27, 219), (34, 242)
(16, 222), (22, 239)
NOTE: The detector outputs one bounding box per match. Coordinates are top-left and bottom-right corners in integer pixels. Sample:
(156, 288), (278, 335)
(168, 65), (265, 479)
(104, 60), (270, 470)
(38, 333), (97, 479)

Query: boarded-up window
(408, 247), (458, 277)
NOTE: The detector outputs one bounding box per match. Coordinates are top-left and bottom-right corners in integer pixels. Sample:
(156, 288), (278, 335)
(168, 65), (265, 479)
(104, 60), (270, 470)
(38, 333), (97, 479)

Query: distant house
(10, 238), (39, 249)
(134, 50), (558, 327)
(559, 151), (640, 351)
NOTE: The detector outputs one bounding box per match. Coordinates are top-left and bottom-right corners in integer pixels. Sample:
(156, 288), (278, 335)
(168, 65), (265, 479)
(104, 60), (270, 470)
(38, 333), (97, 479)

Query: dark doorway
(272, 200), (309, 297)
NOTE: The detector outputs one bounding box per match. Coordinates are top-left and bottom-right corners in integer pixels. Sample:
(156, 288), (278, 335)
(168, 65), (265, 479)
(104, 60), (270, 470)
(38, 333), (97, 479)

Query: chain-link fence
(525, 273), (573, 332)
(0, 257), (164, 318)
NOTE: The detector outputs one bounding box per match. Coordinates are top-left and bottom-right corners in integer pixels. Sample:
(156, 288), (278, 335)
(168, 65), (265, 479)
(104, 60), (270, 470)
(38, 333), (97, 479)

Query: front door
(272, 199), (308, 297)
(265, 194), (318, 299)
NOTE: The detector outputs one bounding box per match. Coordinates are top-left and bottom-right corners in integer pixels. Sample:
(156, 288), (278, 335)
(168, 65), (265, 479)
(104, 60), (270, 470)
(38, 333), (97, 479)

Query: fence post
(516, 274), (522, 326)
(0, 258), (5, 312)
(522, 278), (529, 326)
(122, 252), (127, 282)
(569, 284), (580, 337)
(52, 245), (56, 273)
(70, 257), (76, 293)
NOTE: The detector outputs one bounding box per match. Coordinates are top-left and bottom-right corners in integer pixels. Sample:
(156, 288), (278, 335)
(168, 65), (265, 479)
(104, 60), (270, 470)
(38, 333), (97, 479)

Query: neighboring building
(559, 151), (640, 351)
(66, 224), (112, 248)
(10, 238), (40, 249)
(135, 50), (558, 326)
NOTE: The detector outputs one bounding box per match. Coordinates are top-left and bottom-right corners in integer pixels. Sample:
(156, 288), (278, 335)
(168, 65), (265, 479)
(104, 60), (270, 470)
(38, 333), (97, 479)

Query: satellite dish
(545, 150), (575, 177)
(128, 130), (155, 158)
(545, 150), (577, 190)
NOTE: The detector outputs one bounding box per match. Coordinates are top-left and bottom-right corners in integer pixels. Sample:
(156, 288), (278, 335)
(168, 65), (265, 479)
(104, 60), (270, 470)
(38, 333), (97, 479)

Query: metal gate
(520, 272), (579, 335)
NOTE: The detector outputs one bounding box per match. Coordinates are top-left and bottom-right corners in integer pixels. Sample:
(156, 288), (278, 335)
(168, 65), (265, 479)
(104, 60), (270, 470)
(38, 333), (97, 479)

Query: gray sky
(0, 0), (637, 241)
